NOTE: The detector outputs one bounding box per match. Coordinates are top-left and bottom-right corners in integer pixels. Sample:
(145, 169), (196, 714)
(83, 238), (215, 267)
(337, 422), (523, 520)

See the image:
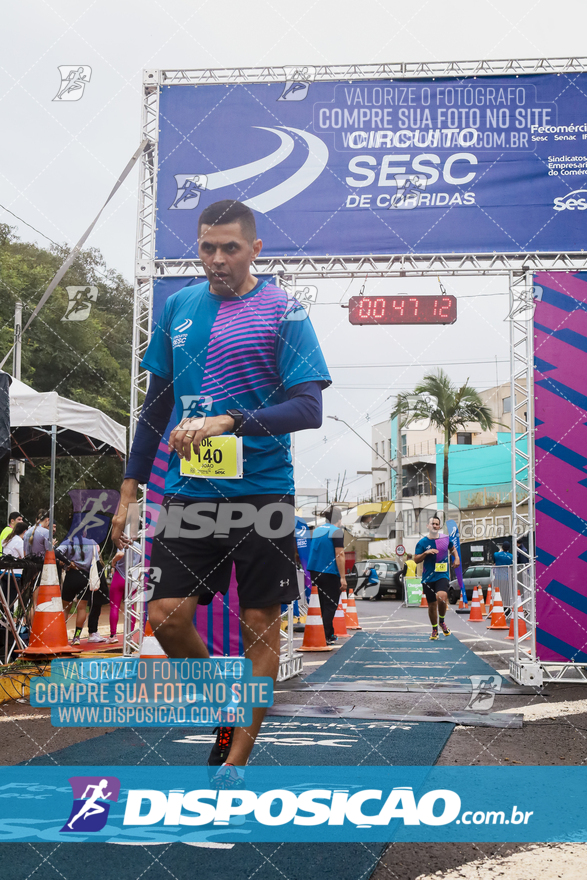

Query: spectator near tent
(0, 511), (23, 546)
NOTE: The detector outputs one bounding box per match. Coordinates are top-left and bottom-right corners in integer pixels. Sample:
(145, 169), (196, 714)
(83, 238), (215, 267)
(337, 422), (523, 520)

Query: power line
(0, 203), (60, 247)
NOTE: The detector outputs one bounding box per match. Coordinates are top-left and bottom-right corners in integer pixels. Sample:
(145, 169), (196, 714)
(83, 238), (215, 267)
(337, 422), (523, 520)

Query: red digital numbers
(349, 295), (457, 325)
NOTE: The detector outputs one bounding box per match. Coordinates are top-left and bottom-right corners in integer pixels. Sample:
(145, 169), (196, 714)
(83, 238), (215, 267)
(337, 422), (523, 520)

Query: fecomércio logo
(553, 189), (587, 211)
(168, 126), (328, 212)
(61, 776), (120, 833)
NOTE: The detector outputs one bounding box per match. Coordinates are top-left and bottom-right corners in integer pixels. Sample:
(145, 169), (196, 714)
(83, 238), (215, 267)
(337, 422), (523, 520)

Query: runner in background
(414, 514), (460, 641)
(307, 506), (346, 645)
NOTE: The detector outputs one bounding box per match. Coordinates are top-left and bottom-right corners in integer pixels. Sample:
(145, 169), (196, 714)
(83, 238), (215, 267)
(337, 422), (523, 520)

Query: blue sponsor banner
(155, 74), (587, 258)
(0, 766), (585, 843)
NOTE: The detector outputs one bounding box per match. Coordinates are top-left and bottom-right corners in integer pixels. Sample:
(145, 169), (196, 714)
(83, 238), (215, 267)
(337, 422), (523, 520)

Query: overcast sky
(2, 0), (586, 499)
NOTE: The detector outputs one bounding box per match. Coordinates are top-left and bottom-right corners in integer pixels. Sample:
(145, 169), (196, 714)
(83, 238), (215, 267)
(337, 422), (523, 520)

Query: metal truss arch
(155, 58), (587, 86)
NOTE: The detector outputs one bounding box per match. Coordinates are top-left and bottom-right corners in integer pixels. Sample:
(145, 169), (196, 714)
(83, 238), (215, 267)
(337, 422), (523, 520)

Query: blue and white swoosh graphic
(190, 126), (328, 212)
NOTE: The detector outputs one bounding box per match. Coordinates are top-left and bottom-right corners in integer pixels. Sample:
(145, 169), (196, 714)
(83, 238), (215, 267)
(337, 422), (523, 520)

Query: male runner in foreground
(414, 514), (460, 640)
(112, 200), (331, 786)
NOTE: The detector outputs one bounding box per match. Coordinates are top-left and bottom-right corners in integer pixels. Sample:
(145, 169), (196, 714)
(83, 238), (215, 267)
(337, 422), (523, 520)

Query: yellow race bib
(434, 562), (448, 573)
(180, 436), (243, 479)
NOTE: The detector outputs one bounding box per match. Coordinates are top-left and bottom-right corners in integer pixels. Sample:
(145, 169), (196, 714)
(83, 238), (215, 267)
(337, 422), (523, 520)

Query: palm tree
(391, 369), (495, 524)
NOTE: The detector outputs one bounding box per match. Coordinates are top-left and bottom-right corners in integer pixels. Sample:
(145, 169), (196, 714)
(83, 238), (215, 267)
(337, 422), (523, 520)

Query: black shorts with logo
(423, 577), (450, 604)
(148, 494), (299, 608)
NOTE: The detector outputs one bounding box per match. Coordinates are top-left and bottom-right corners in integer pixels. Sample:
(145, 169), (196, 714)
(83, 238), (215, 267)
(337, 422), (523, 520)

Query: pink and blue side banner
(534, 271), (587, 663)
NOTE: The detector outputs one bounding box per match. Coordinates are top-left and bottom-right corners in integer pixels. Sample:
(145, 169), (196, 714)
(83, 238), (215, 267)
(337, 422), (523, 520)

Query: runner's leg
(148, 596), (207, 657)
(226, 603), (281, 766)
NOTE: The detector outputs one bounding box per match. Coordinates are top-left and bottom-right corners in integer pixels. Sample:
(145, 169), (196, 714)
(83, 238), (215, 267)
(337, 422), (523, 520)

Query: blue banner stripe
(535, 437), (587, 472)
(541, 284), (587, 315)
(534, 321), (587, 354)
(536, 546), (556, 566)
(579, 479), (587, 488)
(535, 498), (587, 536)
(544, 580), (587, 615)
(579, 551), (587, 564)
(535, 378), (587, 412)
(536, 628), (587, 662)
(534, 355), (557, 372)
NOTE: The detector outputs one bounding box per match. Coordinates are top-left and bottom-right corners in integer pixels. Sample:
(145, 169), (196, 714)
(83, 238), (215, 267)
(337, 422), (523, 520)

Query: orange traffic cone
(420, 592), (428, 608)
(487, 588), (509, 630)
(468, 586), (484, 622)
(333, 598), (349, 637)
(345, 589), (362, 630)
(477, 585), (487, 615)
(506, 591), (527, 640)
(21, 551), (81, 656)
(485, 584), (493, 617)
(341, 590), (348, 614)
(299, 583), (333, 652)
(141, 620), (168, 658)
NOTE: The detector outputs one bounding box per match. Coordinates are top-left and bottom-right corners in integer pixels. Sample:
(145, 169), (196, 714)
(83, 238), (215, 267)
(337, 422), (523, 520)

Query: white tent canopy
(8, 376), (126, 457)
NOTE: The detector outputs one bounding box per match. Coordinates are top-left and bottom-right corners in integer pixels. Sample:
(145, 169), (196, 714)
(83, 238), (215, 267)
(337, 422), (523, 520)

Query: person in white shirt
(1, 520), (27, 607)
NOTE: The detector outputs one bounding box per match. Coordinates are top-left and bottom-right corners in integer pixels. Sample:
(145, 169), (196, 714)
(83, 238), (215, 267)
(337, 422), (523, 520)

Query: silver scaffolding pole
(123, 71), (160, 657)
(507, 273), (539, 686)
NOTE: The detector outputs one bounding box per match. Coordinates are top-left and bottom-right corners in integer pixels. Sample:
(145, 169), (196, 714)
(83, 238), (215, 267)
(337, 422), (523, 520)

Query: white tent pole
(48, 425), (57, 540)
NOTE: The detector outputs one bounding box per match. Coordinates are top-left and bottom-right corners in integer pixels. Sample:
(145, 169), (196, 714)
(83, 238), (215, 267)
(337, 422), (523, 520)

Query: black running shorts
(148, 494), (299, 608)
(423, 577), (450, 604)
(61, 568), (90, 603)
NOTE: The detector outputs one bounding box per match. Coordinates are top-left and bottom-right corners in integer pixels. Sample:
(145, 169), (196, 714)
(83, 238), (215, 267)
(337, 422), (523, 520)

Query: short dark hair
(8, 511), (21, 522)
(502, 540), (511, 552)
(198, 200), (257, 242)
(323, 506), (342, 524)
(429, 514), (441, 524)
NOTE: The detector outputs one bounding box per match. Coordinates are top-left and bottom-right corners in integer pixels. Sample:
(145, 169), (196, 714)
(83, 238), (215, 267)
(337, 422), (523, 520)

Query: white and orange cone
(333, 598), (349, 637)
(21, 551), (81, 657)
(140, 621), (168, 658)
(487, 588), (508, 630)
(485, 584), (493, 618)
(506, 590), (527, 640)
(468, 586), (484, 622)
(344, 589), (362, 630)
(299, 583), (333, 652)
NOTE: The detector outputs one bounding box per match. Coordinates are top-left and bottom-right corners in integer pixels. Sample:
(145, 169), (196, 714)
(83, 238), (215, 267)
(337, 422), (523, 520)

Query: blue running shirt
(414, 535), (454, 584)
(141, 280), (331, 498)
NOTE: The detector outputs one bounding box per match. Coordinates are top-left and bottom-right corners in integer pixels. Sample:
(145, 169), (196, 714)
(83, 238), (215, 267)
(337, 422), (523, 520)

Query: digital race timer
(348, 295), (457, 325)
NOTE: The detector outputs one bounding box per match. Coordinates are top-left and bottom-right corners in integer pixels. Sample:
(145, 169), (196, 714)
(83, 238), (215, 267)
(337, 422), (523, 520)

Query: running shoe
(440, 623), (451, 637)
(87, 632), (107, 643)
(70, 636), (81, 645)
(106, 636), (119, 644)
(429, 631), (439, 641)
(326, 635), (338, 645)
(208, 726), (234, 766)
(210, 763), (246, 791)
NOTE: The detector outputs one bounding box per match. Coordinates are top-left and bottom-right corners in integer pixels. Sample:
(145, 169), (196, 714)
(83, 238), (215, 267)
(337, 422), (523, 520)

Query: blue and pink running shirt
(141, 279), (331, 498)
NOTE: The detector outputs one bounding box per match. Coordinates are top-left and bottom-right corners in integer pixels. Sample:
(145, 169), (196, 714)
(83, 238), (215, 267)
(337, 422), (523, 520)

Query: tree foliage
(0, 224), (132, 538)
(391, 369), (494, 522)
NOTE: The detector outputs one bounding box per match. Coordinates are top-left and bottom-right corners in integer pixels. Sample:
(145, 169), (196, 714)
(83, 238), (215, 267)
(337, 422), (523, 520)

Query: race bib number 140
(180, 436), (243, 479)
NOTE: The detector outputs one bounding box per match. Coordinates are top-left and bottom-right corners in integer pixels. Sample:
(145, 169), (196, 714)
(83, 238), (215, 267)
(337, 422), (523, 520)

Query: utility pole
(8, 302), (24, 516)
(395, 399), (403, 547)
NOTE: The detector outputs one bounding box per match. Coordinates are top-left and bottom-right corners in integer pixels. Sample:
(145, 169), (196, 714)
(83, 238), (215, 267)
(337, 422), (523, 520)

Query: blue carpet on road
(306, 631), (502, 683)
(5, 633), (460, 880)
